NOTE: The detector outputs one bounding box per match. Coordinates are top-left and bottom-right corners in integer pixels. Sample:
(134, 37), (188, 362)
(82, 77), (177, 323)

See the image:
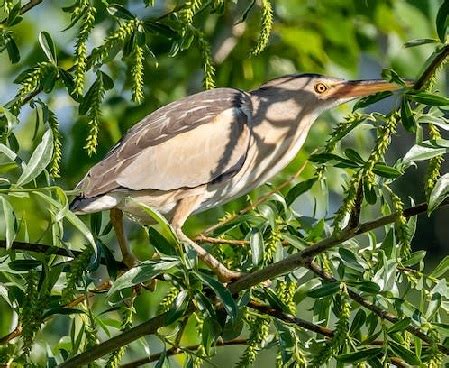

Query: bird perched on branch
(70, 74), (402, 281)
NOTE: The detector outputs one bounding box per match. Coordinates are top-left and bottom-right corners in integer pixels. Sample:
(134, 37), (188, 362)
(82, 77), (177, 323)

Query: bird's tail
(69, 194), (119, 214)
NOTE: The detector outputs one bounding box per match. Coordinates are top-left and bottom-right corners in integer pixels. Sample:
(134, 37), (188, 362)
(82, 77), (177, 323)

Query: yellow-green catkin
(21, 271), (39, 358)
(363, 113), (398, 188)
(332, 171), (360, 231)
(312, 288), (350, 367)
(195, 29), (215, 89)
(11, 62), (54, 115)
(251, 0), (273, 55)
(425, 124), (444, 199)
(276, 280), (296, 314)
(61, 247), (93, 304)
(237, 315), (270, 368)
(264, 218), (282, 264)
(131, 44), (144, 103)
(105, 300), (134, 367)
(3, 0), (14, 15)
(48, 108), (62, 178)
(179, 0), (204, 25)
(89, 19), (137, 67)
(428, 329), (442, 368)
(74, 5), (96, 95)
(84, 75), (105, 156)
(386, 187), (410, 257)
(158, 287), (179, 313)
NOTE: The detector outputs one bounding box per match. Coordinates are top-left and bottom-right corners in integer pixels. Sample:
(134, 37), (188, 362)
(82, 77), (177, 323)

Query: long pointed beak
(329, 79), (411, 99)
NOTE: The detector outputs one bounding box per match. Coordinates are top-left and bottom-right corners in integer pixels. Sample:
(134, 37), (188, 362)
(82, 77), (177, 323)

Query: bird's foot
(176, 229), (243, 283)
(122, 253), (139, 269)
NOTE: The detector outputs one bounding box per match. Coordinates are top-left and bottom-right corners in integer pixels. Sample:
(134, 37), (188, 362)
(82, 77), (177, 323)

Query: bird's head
(256, 73), (408, 114)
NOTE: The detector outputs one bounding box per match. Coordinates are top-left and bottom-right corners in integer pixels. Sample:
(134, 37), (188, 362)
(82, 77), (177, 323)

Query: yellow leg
(110, 208), (138, 269)
(171, 197), (242, 283)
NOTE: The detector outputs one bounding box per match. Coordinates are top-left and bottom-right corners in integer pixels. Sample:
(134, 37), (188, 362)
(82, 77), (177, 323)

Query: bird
(70, 74), (403, 281)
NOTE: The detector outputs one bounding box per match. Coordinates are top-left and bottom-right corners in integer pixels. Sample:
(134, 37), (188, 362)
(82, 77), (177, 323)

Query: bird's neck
(240, 92), (318, 190)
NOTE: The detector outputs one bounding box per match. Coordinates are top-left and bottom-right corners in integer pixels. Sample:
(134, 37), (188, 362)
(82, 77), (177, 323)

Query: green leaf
(307, 282), (340, 298)
(16, 129), (53, 187)
(407, 92), (449, 106)
(436, 0), (449, 42)
(148, 227), (176, 255)
(107, 259), (179, 295)
(0, 196), (15, 249)
(352, 91), (393, 112)
(387, 317), (411, 334)
(196, 271), (237, 320)
(42, 307), (85, 319)
(249, 228), (263, 266)
(285, 178), (316, 206)
(8, 259), (41, 271)
(39, 32), (57, 64)
(381, 68), (406, 86)
(336, 348), (382, 364)
(131, 200), (177, 246)
(372, 163), (402, 179)
(404, 38), (438, 48)
(402, 250), (426, 267)
(339, 248), (365, 272)
(430, 255), (449, 278)
(402, 143), (447, 166)
(401, 98), (416, 133)
(202, 317), (222, 355)
(4, 34), (20, 64)
(107, 4), (135, 20)
(428, 173), (449, 214)
(348, 281), (380, 294)
(389, 340), (421, 365)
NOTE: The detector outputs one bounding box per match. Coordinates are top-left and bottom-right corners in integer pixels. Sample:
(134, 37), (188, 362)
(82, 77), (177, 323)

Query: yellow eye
(314, 82), (328, 94)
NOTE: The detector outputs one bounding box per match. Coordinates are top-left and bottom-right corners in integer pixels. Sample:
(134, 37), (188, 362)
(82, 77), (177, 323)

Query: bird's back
(71, 87), (253, 214)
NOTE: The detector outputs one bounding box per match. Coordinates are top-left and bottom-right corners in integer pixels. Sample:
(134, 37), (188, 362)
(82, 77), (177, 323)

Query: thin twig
(414, 43), (449, 90)
(20, 0), (43, 14)
(0, 240), (127, 270)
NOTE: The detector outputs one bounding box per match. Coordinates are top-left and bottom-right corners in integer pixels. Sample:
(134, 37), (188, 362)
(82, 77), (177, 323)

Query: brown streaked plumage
(70, 74), (404, 281)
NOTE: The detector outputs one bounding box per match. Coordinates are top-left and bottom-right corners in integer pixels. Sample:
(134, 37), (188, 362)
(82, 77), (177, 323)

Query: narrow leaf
(404, 38), (438, 48)
(430, 255), (449, 278)
(16, 129), (53, 186)
(196, 271), (238, 319)
(286, 178), (316, 206)
(39, 32), (57, 64)
(436, 0), (449, 42)
(428, 173), (449, 214)
(0, 196), (15, 249)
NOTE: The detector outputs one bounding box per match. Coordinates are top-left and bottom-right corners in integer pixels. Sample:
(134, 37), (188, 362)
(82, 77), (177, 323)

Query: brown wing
(78, 88), (252, 197)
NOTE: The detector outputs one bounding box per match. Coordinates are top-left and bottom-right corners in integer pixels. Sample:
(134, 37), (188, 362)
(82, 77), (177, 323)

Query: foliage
(0, 1), (449, 367)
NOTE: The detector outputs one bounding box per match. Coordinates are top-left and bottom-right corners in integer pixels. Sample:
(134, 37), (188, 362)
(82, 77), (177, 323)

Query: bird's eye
(314, 83), (328, 94)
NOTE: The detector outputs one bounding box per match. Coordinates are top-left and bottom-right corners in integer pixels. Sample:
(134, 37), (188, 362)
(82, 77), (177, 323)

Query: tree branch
(414, 43), (449, 90)
(20, 0), (43, 14)
(228, 198), (449, 293)
(59, 311), (171, 368)
(0, 240), (127, 270)
(120, 338), (249, 368)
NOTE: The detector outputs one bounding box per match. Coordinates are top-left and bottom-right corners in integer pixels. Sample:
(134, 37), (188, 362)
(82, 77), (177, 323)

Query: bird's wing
(78, 88), (252, 197)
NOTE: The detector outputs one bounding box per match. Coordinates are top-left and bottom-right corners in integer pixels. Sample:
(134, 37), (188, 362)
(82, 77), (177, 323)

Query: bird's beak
(329, 79), (412, 100)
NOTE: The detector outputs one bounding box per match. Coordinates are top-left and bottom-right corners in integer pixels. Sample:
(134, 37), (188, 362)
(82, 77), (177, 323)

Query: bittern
(70, 74), (402, 281)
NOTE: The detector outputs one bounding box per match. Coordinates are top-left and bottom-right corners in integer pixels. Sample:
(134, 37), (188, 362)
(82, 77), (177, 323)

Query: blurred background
(0, 0), (448, 365)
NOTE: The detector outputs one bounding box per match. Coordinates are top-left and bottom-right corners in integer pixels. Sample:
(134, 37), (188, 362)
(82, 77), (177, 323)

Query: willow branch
(306, 260), (449, 356)
(414, 43), (449, 90)
(0, 240), (126, 270)
(228, 198), (449, 293)
(120, 338), (249, 368)
(20, 0), (43, 14)
(59, 311), (171, 368)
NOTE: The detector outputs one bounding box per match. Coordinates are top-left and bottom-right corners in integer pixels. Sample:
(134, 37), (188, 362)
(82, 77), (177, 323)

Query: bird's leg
(110, 208), (138, 269)
(171, 197), (242, 283)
